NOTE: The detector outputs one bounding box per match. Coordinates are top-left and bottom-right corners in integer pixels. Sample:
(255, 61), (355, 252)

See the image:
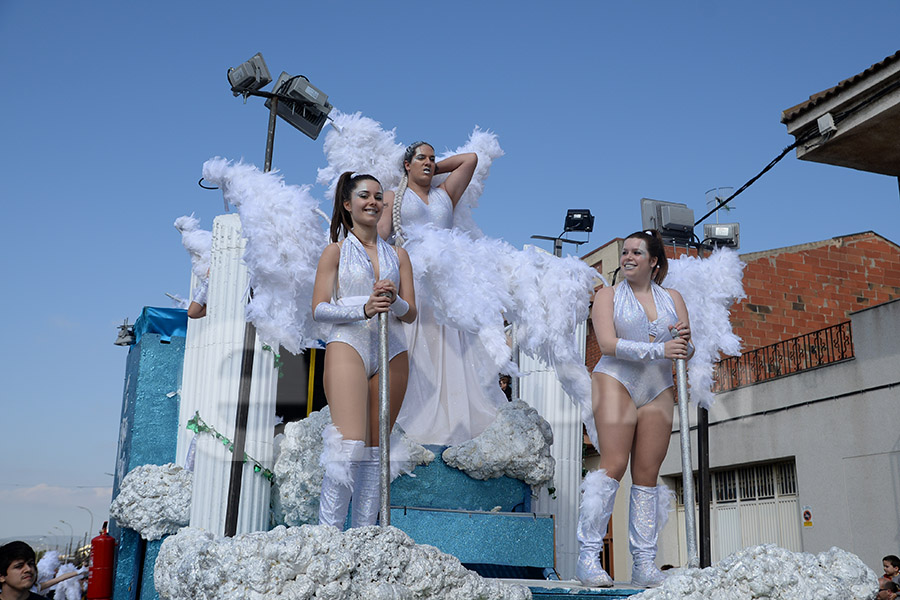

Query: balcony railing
(714, 321), (854, 392)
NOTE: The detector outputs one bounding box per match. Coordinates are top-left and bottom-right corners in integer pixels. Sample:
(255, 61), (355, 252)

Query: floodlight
(265, 71), (333, 140)
(114, 318), (135, 346)
(640, 198), (695, 243)
(564, 209), (594, 232)
(703, 222), (740, 249)
(227, 53), (272, 96)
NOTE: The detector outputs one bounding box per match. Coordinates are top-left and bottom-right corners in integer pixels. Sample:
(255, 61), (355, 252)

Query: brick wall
(583, 231), (900, 367)
(731, 231), (900, 350)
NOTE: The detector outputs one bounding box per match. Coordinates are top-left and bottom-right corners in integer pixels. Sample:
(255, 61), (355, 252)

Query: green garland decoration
(186, 412), (275, 483)
(261, 345), (284, 378)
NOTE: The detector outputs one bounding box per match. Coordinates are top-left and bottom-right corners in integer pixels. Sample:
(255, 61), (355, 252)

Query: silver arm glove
(614, 339), (665, 361)
(389, 296), (409, 318)
(314, 301), (367, 324)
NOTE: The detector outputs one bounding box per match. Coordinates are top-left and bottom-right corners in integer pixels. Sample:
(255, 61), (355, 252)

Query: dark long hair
(330, 172), (380, 243)
(625, 229), (668, 285)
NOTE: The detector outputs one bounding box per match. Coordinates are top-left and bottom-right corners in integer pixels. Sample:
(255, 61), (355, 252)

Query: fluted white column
(180, 213), (276, 535)
(519, 320), (587, 581)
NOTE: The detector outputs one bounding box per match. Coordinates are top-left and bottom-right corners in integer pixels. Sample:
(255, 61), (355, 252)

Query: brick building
(731, 231), (900, 349)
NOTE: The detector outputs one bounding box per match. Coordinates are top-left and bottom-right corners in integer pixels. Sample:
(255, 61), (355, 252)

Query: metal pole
(77, 505), (95, 538)
(509, 323), (519, 400)
(675, 352), (699, 567)
(697, 406), (712, 567)
(378, 310), (391, 526)
(224, 98), (277, 537)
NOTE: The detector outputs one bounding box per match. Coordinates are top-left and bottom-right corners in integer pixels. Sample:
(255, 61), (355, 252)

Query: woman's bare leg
(367, 351), (409, 444)
(323, 342), (370, 441)
(630, 389), (675, 486)
(592, 372), (638, 481)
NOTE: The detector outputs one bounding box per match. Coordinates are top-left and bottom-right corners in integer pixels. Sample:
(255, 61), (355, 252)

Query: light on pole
(60, 520), (74, 557)
(77, 505), (95, 537)
(220, 52), (333, 538)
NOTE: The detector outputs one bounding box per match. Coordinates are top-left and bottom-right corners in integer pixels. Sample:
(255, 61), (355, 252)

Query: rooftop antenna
(704, 187), (734, 224)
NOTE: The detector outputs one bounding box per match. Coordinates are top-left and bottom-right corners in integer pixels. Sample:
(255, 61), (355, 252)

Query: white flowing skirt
(396, 301), (508, 446)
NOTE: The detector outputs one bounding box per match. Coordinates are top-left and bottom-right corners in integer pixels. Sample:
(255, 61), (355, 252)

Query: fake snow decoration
(442, 401), (554, 486)
(272, 408), (434, 527)
(155, 525), (531, 600)
(109, 463), (192, 540)
(664, 248), (746, 409)
(634, 544), (877, 600)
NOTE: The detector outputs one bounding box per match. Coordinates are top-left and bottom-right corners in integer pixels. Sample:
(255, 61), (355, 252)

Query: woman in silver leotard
(311, 172), (417, 530)
(577, 230), (692, 589)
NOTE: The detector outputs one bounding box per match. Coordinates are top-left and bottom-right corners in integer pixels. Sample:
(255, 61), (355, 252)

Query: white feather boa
(664, 248), (746, 409)
(173, 214), (212, 282)
(201, 158), (329, 354)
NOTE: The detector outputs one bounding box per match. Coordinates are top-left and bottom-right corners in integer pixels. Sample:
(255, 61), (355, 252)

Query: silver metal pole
(510, 323), (519, 400)
(675, 341), (699, 567)
(378, 310), (391, 526)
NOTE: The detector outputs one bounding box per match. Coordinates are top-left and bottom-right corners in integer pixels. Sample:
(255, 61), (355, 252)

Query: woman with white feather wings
(318, 111), (599, 447)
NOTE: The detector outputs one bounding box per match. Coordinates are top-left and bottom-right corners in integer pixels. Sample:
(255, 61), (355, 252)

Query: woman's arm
(437, 152), (477, 207)
(591, 286), (619, 356)
(377, 190), (395, 240)
(394, 247), (417, 323)
(39, 570), (82, 591)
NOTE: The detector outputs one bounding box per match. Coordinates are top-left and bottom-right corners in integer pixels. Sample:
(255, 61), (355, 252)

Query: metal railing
(714, 321), (854, 392)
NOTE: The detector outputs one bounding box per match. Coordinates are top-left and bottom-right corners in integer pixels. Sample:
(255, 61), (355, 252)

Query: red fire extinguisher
(87, 521), (115, 600)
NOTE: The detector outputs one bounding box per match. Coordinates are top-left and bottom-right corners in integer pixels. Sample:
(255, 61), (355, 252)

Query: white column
(182, 213), (276, 535)
(519, 320), (587, 581)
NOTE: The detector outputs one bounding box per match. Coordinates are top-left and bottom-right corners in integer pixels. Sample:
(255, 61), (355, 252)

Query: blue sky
(1, 1), (898, 542)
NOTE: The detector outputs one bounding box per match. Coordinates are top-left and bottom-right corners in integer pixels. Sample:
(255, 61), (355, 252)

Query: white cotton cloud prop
(664, 248), (746, 408)
(154, 525), (532, 600)
(442, 401), (554, 486)
(272, 408), (433, 527)
(109, 463), (192, 541)
(202, 158), (329, 354)
(634, 545), (876, 600)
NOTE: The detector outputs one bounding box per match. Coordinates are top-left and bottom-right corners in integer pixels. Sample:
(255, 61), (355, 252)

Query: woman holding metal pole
(580, 229), (692, 588)
(312, 172), (416, 529)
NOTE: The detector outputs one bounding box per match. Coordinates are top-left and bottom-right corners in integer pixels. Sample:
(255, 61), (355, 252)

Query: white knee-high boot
(629, 484), (672, 587)
(350, 446), (381, 528)
(577, 470), (619, 587)
(318, 426), (364, 530)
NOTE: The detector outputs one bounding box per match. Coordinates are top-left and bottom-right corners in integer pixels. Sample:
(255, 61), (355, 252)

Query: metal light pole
(60, 520), (74, 558)
(224, 93), (277, 539)
(222, 52), (331, 537)
(77, 505), (95, 538)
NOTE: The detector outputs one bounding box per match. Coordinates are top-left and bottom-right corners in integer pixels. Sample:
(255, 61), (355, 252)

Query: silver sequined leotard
(327, 233), (408, 377)
(593, 280), (679, 408)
